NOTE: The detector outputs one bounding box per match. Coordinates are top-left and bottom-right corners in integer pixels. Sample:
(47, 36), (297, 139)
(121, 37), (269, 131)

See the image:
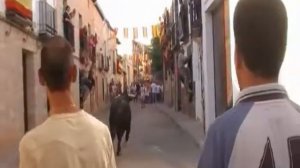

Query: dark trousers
(151, 93), (157, 103)
(64, 23), (74, 47)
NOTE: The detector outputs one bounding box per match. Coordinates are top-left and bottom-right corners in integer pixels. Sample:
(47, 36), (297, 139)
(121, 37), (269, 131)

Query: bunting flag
(133, 27), (138, 39)
(143, 27), (148, 38)
(123, 28), (128, 39)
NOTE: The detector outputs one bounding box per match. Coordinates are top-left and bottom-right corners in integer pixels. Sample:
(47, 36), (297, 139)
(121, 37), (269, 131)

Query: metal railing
(38, 1), (56, 37)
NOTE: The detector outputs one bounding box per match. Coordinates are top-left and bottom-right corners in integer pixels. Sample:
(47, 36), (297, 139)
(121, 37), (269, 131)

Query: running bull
(109, 92), (134, 156)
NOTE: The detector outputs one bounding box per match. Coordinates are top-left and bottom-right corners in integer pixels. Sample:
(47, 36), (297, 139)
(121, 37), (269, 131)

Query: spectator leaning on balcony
(19, 36), (116, 168)
(63, 5), (76, 47)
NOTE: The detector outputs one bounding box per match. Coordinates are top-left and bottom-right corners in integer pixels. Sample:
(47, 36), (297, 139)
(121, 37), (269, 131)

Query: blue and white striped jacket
(198, 83), (300, 168)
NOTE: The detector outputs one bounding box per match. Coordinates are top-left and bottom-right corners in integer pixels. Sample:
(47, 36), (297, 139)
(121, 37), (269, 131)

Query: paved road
(96, 103), (200, 168)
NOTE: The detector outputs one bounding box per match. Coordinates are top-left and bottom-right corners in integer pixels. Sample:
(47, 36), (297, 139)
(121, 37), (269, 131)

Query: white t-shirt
(145, 87), (150, 96)
(151, 83), (156, 93)
(156, 85), (161, 93)
(19, 110), (116, 168)
(140, 87), (146, 97)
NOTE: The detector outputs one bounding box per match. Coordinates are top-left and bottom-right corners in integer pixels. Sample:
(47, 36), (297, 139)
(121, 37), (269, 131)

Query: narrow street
(95, 103), (200, 168)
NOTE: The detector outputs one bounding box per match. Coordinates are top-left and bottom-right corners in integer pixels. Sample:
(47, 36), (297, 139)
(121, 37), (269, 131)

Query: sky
(97, 0), (172, 28)
(229, 0), (300, 104)
(97, 0), (172, 55)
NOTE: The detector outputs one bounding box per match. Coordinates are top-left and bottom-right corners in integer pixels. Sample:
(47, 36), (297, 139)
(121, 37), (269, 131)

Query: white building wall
(193, 39), (204, 123)
(55, 0), (64, 37)
(0, 0), (5, 15)
(201, 0), (219, 131)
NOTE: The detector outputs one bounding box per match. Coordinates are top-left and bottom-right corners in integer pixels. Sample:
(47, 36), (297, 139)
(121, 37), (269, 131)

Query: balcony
(190, 0), (202, 37)
(38, 0), (56, 40)
(5, 0), (33, 27)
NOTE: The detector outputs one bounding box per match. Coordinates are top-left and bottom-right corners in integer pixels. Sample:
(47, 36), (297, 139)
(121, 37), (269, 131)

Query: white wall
(229, 0), (300, 105)
(279, 1), (300, 105)
(0, 0), (5, 15)
(116, 26), (152, 56)
(201, 0), (217, 131)
(193, 40), (204, 122)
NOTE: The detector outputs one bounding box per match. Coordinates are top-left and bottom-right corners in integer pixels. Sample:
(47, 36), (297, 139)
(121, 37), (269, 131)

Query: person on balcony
(79, 68), (95, 108)
(63, 5), (75, 48)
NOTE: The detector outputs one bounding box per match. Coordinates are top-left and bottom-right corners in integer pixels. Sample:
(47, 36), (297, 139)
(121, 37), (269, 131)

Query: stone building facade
(0, 0), (115, 166)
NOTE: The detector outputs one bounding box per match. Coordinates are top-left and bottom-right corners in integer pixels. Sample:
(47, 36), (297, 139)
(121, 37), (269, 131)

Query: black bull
(109, 94), (133, 156)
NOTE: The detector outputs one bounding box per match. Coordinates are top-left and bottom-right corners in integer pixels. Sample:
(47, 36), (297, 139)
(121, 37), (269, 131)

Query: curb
(155, 104), (203, 148)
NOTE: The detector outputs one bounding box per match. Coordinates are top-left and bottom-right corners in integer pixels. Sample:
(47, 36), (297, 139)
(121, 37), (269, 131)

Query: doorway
(22, 50), (35, 132)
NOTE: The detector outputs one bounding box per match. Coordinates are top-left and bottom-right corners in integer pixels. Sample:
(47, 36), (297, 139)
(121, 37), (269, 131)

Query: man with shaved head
(199, 0), (300, 168)
(19, 36), (116, 168)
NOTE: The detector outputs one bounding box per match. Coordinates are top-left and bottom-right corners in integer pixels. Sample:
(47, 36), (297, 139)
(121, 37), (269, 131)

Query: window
(143, 27), (148, 38)
(133, 27), (138, 39)
(123, 28), (128, 39)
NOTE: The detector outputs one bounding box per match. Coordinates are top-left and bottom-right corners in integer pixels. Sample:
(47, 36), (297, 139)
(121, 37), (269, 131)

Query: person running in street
(136, 82), (141, 99)
(140, 84), (146, 108)
(154, 83), (160, 103)
(198, 0), (300, 168)
(151, 81), (156, 103)
(19, 36), (116, 168)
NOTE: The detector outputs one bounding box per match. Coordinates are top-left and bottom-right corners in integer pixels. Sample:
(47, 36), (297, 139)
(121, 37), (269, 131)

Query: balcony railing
(38, 0), (56, 39)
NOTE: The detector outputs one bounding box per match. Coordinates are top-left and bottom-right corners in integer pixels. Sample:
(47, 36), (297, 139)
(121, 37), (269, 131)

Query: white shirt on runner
(151, 83), (156, 93)
(140, 86), (146, 98)
(19, 110), (116, 168)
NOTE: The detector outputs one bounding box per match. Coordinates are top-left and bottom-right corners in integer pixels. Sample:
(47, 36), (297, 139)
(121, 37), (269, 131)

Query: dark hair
(234, 0), (287, 78)
(65, 5), (70, 11)
(40, 36), (74, 91)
